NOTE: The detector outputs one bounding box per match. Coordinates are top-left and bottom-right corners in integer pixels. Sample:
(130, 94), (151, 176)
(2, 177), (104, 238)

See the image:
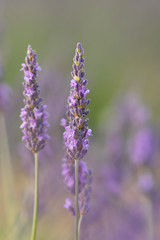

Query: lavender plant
(61, 42), (92, 240)
(18, 69), (67, 218)
(20, 45), (49, 240)
(81, 94), (159, 240)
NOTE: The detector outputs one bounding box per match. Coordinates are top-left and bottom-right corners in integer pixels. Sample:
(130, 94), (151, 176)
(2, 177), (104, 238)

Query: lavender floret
(64, 198), (75, 216)
(20, 45), (49, 153)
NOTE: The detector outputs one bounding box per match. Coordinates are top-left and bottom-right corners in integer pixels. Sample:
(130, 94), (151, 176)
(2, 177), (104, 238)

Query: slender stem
(75, 159), (79, 240)
(78, 214), (83, 239)
(31, 152), (39, 240)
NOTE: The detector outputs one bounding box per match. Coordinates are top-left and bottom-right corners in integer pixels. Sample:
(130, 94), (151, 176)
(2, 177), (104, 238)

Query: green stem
(75, 159), (79, 240)
(31, 152), (39, 240)
(78, 215), (83, 239)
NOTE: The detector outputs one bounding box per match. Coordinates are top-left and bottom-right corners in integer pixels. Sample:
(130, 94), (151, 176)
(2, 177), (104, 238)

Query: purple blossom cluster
(20, 45), (49, 153)
(81, 94), (159, 240)
(61, 43), (92, 216)
(62, 158), (92, 215)
(104, 95), (158, 195)
(61, 42), (91, 161)
(62, 158), (89, 195)
(79, 168), (92, 215)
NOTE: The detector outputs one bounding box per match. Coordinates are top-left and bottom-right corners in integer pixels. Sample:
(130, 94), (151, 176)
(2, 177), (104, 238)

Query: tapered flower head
(61, 42), (92, 216)
(61, 42), (92, 161)
(20, 45), (49, 153)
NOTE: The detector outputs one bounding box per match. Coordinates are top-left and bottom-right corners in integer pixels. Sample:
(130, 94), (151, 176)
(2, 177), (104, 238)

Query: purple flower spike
(61, 43), (92, 216)
(20, 45), (49, 153)
(130, 127), (156, 165)
(61, 42), (92, 161)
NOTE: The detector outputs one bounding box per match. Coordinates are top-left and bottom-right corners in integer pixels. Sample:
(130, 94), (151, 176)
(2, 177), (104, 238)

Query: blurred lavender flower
(79, 168), (92, 215)
(81, 178), (147, 240)
(129, 127), (157, 166)
(81, 94), (159, 240)
(138, 172), (154, 193)
(20, 45), (49, 153)
(105, 94), (158, 172)
(40, 69), (68, 127)
(64, 198), (75, 216)
(61, 42), (92, 217)
(0, 82), (11, 112)
(116, 94), (151, 129)
(0, 50), (11, 112)
(62, 158), (89, 195)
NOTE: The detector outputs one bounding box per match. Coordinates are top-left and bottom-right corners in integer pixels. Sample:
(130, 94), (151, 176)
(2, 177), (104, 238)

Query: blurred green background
(1, 0), (160, 239)
(1, 0), (160, 128)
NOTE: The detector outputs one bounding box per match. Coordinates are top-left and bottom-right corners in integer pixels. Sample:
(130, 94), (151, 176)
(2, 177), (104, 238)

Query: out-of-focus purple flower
(61, 42), (92, 216)
(62, 158), (92, 216)
(20, 45), (49, 153)
(64, 198), (75, 216)
(81, 94), (158, 240)
(40, 69), (68, 126)
(79, 94), (160, 240)
(0, 50), (12, 112)
(138, 173), (154, 193)
(104, 95), (158, 191)
(104, 166), (124, 195)
(62, 158), (89, 194)
(0, 82), (11, 112)
(106, 134), (123, 162)
(129, 127), (157, 166)
(116, 94), (151, 129)
(104, 132), (131, 197)
(81, 192), (147, 240)
(79, 168), (92, 215)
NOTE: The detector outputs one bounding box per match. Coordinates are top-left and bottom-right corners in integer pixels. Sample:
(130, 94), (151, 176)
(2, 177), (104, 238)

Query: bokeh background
(1, 0), (160, 239)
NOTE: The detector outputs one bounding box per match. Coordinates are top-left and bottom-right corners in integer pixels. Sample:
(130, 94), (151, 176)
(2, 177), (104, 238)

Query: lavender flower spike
(20, 45), (49, 240)
(61, 43), (92, 240)
(20, 45), (49, 153)
(61, 42), (92, 160)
